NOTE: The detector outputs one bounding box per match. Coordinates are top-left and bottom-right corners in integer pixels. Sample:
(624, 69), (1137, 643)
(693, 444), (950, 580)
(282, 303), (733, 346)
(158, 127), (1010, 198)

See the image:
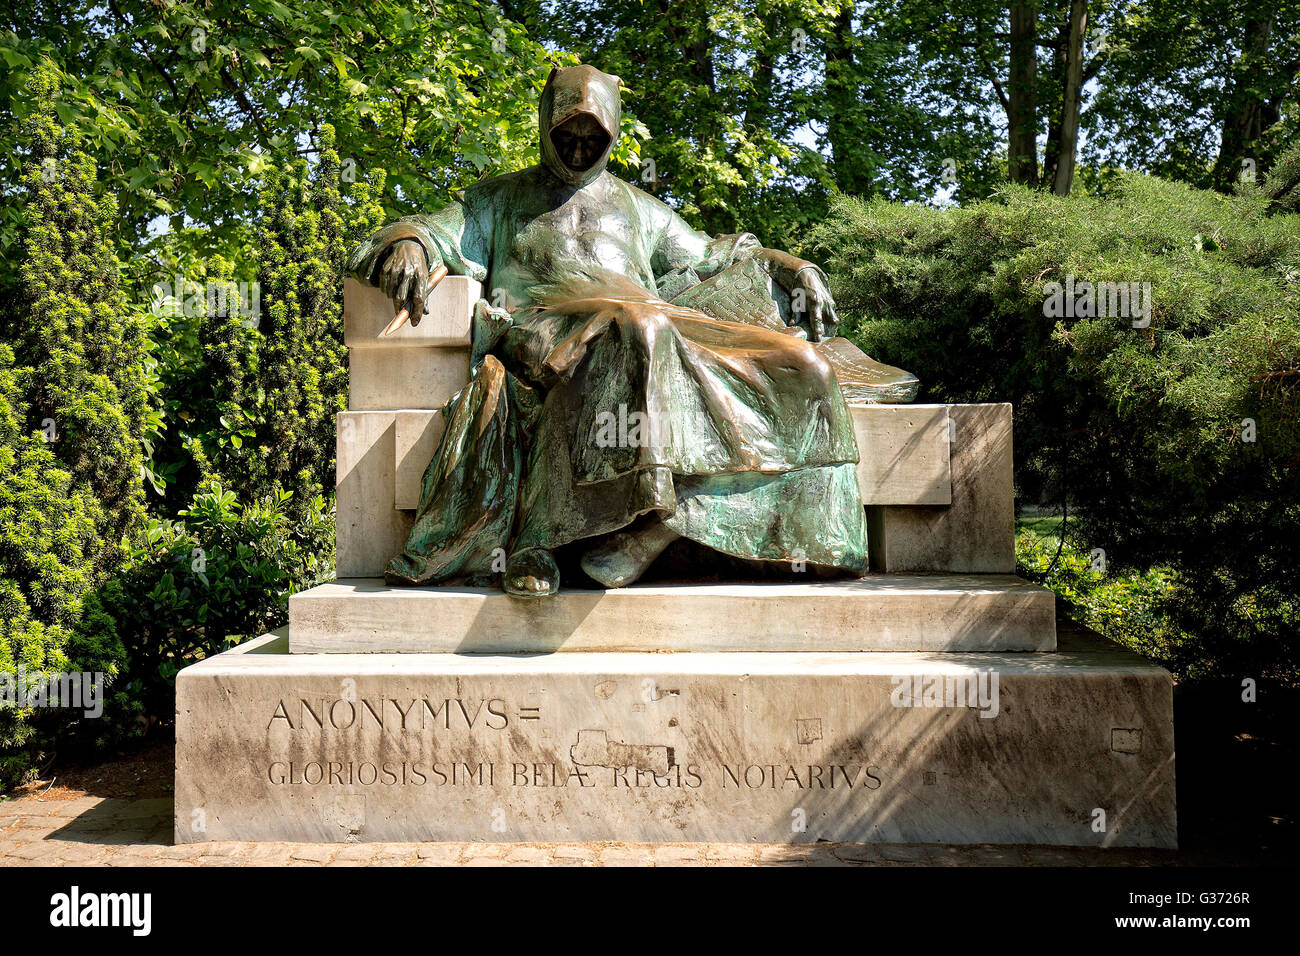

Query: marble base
(869, 404), (1015, 573)
(288, 575), (1058, 654)
(174, 626), (1176, 847)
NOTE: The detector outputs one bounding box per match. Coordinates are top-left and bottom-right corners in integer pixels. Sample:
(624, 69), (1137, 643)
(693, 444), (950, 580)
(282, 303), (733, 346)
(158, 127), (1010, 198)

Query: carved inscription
(262, 695), (886, 793)
(267, 696), (518, 731)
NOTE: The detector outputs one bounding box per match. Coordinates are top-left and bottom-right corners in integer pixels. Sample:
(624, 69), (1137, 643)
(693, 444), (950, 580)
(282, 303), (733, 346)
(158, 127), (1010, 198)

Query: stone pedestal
(173, 277), (1177, 849)
(288, 575), (1057, 654)
(174, 626), (1175, 847)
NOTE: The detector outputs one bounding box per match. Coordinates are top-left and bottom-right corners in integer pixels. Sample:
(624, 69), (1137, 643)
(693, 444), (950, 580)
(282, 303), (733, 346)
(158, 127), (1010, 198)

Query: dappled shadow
(775, 627), (1176, 848)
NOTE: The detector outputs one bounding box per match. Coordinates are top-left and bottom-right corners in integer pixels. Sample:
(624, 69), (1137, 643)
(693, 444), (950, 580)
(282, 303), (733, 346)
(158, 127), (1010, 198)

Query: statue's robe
(347, 66), (868, 585)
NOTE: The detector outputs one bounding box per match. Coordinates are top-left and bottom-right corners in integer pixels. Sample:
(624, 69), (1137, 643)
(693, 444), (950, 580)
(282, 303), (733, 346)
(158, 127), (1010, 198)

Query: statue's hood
(539, 65), (621, 187)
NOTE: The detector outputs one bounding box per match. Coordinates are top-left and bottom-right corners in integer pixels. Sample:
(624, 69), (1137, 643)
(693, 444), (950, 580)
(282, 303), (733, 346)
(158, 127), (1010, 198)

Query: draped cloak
(346, 65), (868, 585)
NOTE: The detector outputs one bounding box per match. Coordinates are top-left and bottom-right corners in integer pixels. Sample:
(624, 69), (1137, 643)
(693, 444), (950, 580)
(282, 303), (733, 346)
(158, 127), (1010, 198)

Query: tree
(0, 344), (105, 789)
(524, 0), (830, 245)
(206, 126), (387, 522)
(7, 62), (150, 575)
(1087, 0), (1300, 192)
(809, 172), (1300, 678)
(1050, 0), (1087, 194)
(0, 63), (144, 787)
(1, 1), (614, 271)
(1009, 1), (1039, 184)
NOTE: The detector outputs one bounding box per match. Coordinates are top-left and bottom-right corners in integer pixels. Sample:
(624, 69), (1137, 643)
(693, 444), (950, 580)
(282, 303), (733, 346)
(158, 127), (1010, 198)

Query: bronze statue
(347, 65), (916, 597)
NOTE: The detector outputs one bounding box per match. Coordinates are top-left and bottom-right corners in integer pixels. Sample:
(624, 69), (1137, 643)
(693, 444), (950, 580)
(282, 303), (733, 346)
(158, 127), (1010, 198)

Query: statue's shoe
(504, 548), (560, 598)
(581, 522), (680, 589)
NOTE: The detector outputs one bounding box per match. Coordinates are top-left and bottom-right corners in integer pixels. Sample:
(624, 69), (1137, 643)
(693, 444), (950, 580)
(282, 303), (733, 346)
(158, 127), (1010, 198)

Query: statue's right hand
(378, 240), (431, 325)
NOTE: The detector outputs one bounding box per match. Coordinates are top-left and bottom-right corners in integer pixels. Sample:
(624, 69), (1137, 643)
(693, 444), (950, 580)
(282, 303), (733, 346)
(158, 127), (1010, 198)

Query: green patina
(347, 65), (915, 596)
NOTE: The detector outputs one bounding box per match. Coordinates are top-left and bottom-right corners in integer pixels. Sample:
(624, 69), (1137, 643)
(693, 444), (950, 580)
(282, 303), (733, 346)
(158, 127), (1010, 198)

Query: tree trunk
(825, 6), (871, 195)
(1008, 2), (1038, 184)
(1052, 0), (1087, 195)
(1040, 14), (1069, 187)
(1212, 15), (1276, 190)
(742, 9), (779, 134)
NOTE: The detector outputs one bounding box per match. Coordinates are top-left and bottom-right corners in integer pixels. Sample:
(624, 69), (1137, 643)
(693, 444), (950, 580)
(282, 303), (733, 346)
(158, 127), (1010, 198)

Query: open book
(664, 259), (920, 404)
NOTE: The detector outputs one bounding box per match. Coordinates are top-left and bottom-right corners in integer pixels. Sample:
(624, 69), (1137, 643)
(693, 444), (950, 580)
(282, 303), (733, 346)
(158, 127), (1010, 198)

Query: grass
(1015, 511), (1186, 673)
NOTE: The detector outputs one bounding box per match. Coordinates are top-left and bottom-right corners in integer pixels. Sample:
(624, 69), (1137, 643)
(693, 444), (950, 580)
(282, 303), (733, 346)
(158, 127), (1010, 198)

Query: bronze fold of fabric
(505, 272), (868, 572)
(385, 356), (535, 584)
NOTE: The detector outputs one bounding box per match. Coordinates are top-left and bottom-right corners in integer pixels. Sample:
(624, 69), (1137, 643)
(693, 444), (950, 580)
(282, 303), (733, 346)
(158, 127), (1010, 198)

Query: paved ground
(0, 794), (1200, 866)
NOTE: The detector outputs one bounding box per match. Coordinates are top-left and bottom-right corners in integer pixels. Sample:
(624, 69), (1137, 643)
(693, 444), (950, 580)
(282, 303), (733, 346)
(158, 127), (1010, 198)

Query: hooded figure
(347, 65), (869, 597)
(538, 64), (619, 188)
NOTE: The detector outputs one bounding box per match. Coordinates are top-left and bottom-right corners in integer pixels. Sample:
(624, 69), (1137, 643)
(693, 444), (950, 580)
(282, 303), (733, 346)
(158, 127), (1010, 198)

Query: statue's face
(550, 113), (611, 173)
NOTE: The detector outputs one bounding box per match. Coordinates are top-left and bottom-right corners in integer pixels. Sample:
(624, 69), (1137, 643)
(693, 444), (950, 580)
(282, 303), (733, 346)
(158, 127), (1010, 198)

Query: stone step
(174, 626), (1174, 846)
(287, 574), (1057, 654)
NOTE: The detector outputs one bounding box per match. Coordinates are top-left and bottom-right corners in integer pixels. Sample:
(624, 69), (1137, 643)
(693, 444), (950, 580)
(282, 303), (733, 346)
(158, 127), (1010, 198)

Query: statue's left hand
(754, 248), (840, 342)
(794, 267), (840, 342)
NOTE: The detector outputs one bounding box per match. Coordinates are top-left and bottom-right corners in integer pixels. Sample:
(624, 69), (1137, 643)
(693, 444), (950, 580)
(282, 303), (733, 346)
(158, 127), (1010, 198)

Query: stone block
(344, 275), (476, 411)
(348, 347), (470, 412)
(867, 403), (1014, 572)
(394, 411), (444, 510)
(343, 275), (477, 348)
(174, 627), (1176, 847)
(336, 411), (412, 578)
(852, 404), (951, 505)
(288, 574), (1056, 653)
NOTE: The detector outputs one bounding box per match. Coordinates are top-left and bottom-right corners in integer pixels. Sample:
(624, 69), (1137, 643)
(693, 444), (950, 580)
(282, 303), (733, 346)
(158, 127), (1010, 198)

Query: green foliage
(94, 483), (332, 734)
(138, 251), (248, 514)
(524, 0), (836, 245)
(1089, 0), (1300, 192)
(811, 172), (1300, 679)
(0, 345), (107, 789)
(1016, 518), (1188, 670)
(7, 64), (150, 570)
(1017, 517), (1298, 682)
(815, 0), (1028, 201)
(0, 64), (146, 790)
(84, 130), (383, 743)
(1262, 140), (1300, 215)
(202, 125), (388, 521)
(0, 1), (608, 265)
(6, 1), (1298, 268)
(0, 349), (97, 630)
(79, 128), (386, 746)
